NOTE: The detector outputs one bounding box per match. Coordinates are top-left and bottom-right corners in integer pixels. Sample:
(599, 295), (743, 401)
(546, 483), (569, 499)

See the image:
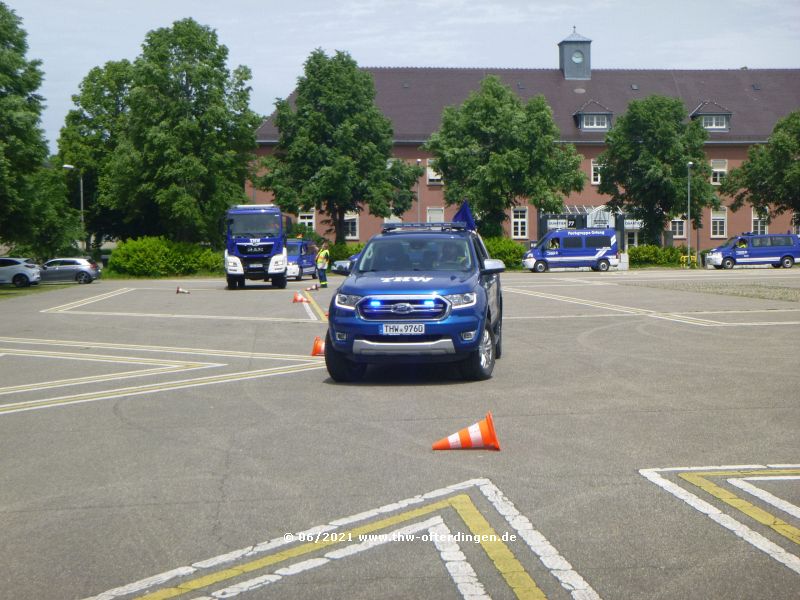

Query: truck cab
(224, 205), (289, 289)
(325, 223), (505, 382)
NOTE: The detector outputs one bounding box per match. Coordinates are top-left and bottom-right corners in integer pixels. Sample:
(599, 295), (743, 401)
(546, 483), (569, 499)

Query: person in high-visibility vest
(315, 241), (330, 288)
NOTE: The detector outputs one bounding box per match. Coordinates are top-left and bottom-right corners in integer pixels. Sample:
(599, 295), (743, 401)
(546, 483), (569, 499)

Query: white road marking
(728, 477), (800, 520)
(640, 465), (800, 576)
(83, 478), (601, 600)
(41, 288), (135, 313)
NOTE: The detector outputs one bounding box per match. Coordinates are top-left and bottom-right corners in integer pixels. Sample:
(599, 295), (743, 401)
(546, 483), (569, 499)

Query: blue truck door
(559, 235), (584, 267)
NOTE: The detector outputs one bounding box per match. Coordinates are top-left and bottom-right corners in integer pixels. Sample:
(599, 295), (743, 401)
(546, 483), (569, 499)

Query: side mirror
(482, 258), (505, 274)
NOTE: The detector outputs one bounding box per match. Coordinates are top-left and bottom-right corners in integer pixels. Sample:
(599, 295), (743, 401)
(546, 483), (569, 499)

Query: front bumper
(705, 253), (723, 266)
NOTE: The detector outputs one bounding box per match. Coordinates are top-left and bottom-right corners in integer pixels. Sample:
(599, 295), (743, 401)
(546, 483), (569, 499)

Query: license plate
(382, 323), (425, 335)
(249, 263), (263, 268)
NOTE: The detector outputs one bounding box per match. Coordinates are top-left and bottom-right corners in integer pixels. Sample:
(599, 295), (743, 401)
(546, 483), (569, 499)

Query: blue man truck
(224, 204), (290, 289)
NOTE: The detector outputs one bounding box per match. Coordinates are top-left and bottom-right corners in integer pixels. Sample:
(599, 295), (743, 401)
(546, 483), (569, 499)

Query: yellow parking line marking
(41, 288), (134, 313)
(0, 363), (324, 416)
(505, 287), (722, 326)
(303, 292), (328, 322)
(134, 494), (545, 600)
(0, 337), (321, 362)
(679, 469), (800, 546)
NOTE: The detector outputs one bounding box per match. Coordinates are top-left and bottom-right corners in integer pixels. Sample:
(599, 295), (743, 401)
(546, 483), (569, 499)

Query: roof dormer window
(582, 114), (609, 130)
(701, 115), (729, 130)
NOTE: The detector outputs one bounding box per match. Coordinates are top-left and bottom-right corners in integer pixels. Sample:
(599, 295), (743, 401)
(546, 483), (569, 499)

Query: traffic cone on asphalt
(311, 336), (325, 356)
(432, 412), (500, 451)
(176, 286), (190, 294)
(293, 291), (305, 303)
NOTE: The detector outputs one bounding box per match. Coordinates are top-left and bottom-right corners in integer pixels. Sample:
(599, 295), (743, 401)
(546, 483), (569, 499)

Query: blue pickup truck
(325, 223), (505, 382)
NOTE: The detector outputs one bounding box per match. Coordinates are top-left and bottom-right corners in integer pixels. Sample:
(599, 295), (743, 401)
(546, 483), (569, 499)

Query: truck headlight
(444, 292), (477, 308)
(335, 294), (362, 310)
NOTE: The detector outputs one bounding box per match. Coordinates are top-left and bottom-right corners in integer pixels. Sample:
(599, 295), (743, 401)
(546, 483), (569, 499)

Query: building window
(298, 211), (315, 230)
(512, 207), (528, 239)
(671, 219), (686, 239)
(427, 207), (444, 222)
(752, 209), (768, 235)
(711, 208), (727, 238)
(426, 159), (442, 185)
(582, 114), (609, 130)
(591, 159), (602, 185)
(344, 212), (359, 240)
(701, 115), (728, 130)
(710, 159), (728, 185)
(626, 231), (639, 248)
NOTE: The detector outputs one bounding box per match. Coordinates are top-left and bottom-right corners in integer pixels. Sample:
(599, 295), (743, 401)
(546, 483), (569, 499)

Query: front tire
(597, 259), (610, 272)
(533, 260), (548, 273)
(272, 274), (287, 289)
(781, 256), (794, 269)
(324, 332), (366, 382)
(460, 324), (496, 381)
(722, 257), (735, 269)
(12, 274), (30, 288)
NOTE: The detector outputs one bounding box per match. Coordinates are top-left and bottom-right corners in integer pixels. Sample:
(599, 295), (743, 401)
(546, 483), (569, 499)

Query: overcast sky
(12, 0), (800, 153)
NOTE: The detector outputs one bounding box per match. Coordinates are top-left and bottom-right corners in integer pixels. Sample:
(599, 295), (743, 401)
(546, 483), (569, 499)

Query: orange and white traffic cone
(432, 412), (500, 451)
(292, 291), (304, 303)
(176, 286), (190, 294)
(311, 335), (325, 356)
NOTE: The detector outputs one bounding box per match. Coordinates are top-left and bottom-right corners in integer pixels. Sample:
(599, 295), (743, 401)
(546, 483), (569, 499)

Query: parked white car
(0, 257), (41, 287)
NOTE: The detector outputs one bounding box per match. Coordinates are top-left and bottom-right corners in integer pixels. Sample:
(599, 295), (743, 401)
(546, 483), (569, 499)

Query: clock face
(571, 50), (584, 64)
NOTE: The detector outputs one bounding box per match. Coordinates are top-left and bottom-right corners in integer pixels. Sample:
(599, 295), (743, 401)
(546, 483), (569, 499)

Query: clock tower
(559, 27), (591, 80)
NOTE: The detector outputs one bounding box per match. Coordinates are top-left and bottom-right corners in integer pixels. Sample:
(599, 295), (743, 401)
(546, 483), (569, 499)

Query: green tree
(424, 76), (584, 237)
(0, 2), (48, 244)
(58, 60), (134, 246)
(96, 18), (261, 244)
(721, 110), (800, 223)
(258, 49), (422, 243)
(8, 161), (82, 260)
(597, 95), (715, 245)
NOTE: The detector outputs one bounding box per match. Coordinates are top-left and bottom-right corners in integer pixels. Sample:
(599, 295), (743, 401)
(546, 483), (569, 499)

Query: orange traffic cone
(432, 412), (500, 451)
(176, 286), (190, 294)
(292, 291), (304, 303)
(311, 336), (325, 356)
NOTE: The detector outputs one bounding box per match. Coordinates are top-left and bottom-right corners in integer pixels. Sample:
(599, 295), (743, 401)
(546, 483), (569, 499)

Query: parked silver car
(40, 258), (101, 284)
(0, 257), (41, 287)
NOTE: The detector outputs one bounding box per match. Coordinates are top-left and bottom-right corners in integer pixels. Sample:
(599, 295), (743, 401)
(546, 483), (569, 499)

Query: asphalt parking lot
(1, 268), (798, 600)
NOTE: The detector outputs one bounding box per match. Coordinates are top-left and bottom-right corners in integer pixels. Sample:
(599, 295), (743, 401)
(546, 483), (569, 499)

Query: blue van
(705, 233), (800, 269)
(523, 228), (619, 273)
(285, 239), (317, 280)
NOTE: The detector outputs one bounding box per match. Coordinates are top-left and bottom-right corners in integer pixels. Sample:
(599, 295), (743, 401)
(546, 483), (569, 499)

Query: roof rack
(382, 222), (468, 233)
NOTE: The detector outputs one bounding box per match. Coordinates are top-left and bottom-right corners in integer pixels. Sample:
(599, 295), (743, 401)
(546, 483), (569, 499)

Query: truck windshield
(358, 238), (472, 272)
(229, 213), (282, 238)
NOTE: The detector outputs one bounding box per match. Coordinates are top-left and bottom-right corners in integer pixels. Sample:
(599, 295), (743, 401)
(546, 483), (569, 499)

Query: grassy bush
(628, 244), (693, 267)
(483, 237), (528, 269)
(329, 242), (365, 263)
(107, 237), (223, 277)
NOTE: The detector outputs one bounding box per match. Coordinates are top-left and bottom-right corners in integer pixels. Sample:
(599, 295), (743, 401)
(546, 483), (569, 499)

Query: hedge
(483, 237), (528, 269)
(628, 244), (693, 267)
(107, 237), (223, 277)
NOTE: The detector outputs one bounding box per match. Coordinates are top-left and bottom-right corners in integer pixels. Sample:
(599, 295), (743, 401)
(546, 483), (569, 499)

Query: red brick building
(252, 30), (800, 249)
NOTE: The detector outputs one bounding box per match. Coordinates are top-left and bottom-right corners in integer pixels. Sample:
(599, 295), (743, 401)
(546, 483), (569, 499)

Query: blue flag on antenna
(453, 200), (476, 230)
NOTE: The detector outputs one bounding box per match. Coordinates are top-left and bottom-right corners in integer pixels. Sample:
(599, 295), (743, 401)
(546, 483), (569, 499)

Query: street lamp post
(63, 164), (85, 250)
(416, 158), (422, 222)
(687, 161), (693, 268)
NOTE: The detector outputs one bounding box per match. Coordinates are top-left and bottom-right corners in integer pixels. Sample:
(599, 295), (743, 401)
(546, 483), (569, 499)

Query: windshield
(357, 237), (473, 273)
(286, 241), (303, 255)
(228, 213), (282, 238)
(720, 236), (738, 248)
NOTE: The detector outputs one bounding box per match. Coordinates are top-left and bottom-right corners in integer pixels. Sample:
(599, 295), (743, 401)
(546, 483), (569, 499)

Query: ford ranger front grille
(358, 296), (448, 321)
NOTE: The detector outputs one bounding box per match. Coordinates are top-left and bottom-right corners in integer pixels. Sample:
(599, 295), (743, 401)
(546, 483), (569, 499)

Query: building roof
(256, 67), (800, 146)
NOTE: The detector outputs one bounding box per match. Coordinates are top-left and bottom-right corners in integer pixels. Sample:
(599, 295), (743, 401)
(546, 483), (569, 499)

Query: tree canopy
(0, 2), (48, 243)
(597, 95), (716, 244)
(257, 49), (422, 243)
(424, 76), (584, 237)
(721, 110), (800, 224)
(59, 18), (261, 245)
